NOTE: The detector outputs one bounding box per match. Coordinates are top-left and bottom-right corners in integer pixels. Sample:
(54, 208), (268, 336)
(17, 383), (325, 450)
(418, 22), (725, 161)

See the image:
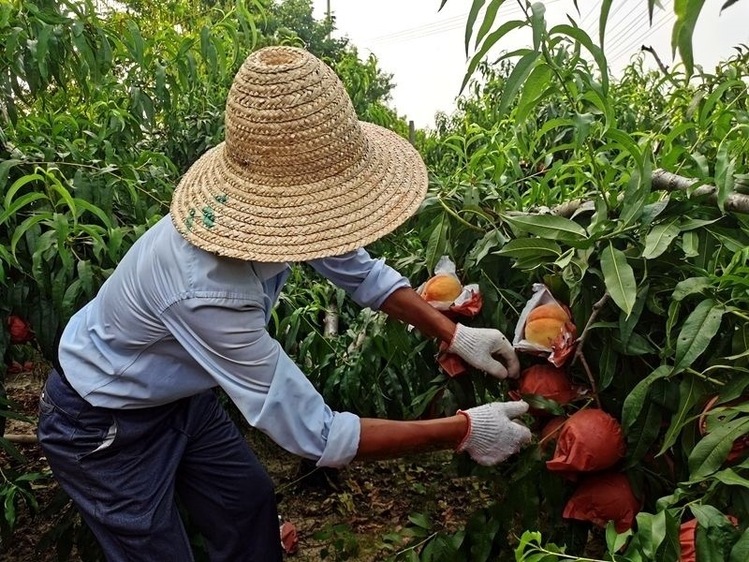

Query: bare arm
(379, 286), (456, 343)
(354, 415), (468, 461)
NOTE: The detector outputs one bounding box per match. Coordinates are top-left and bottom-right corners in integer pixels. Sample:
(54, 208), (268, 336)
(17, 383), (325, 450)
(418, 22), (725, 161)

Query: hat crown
(224, 46), (366, 186)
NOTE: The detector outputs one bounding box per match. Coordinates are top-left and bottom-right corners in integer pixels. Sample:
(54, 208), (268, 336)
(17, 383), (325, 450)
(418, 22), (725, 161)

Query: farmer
(37, 46), (530, 561)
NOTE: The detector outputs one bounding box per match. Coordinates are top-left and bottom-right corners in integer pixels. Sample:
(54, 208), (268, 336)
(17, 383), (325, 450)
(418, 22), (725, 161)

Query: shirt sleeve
(161, 297), (361, 468)
(308, 248), (411, 310)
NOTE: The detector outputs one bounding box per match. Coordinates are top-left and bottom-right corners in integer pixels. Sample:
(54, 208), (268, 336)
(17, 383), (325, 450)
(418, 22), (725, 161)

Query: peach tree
(379, 1), (749, 560)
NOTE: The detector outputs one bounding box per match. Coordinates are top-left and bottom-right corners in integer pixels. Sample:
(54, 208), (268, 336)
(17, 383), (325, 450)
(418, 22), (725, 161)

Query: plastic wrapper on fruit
(562, 472), (641, 533)
(417, 256), (483, 377)
(417, 256), (483, 317)
(513, 284), (577, 367)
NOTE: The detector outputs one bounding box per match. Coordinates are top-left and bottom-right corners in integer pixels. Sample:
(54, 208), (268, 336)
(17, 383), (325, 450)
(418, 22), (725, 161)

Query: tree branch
(571, 293), (610, 409)
(542, 169), (749, 217)
(641, 45), (670, 75)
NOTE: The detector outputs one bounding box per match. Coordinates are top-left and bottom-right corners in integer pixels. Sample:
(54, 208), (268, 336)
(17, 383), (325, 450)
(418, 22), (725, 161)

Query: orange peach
(524, 303), (571, 347)
(422, 274), (462, 303)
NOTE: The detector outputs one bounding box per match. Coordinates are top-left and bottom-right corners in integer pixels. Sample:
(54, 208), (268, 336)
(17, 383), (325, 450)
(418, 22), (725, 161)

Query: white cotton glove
(447, 323), (520, 379)
(457, 401), (532, 466)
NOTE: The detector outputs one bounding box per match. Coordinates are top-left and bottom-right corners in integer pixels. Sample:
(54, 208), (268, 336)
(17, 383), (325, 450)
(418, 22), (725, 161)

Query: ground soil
(0, 365), (495, 562)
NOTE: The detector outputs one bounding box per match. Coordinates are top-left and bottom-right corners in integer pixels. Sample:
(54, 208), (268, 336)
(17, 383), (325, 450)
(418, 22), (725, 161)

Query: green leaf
(465, 229), (507, 269)
(529, 2), (546, 50)
(672, 277), (712, 302)
(474, 0), (506, 49)
(643, 220), (681, 259)
(714, 468), (749, 489)
(503, 213), (587, 241)
(635, 511), (669, 560)
(0, 159), (21, 189)
(516, 63), (553, 122)
(0, 192), (48, 225)
(673, 299), (725, 373)
(729, 527), (749, 562)
(658, 375), (704, 455)
(425, 214), (449, 273)
(672, 0), (707, 77)
(626, 399), (663, 465)
(688, 417), (749, 479)
(497, 51), (542, 116)
(494, 237), (562, 260)
(605, 128), (642, 168)
(600, 243), (636, 316)
(4, 172), (45, 210)
(549, 23), (608, 94)
(715, 141), (737, 212)
(461, 20), (525, 92)
(465, 0), (488, 56)
(598, 0), (613, 46)
(622, 365), (671, 431)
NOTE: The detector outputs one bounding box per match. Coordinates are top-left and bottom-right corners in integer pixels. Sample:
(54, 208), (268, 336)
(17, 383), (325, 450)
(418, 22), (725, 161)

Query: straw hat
(170, 46), (428, 262)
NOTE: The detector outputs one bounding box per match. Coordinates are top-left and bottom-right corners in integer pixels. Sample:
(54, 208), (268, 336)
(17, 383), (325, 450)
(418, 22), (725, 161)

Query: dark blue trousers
(37, 370), (283, 562)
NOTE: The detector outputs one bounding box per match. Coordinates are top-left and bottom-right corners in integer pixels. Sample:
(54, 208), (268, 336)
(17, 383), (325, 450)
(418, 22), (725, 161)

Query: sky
(311, 0), (749, 129)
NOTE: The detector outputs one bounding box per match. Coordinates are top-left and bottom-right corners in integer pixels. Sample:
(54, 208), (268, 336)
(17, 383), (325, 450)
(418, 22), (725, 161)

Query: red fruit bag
(680, 516), (739, 562)
(546, 408), (626, 472)
(509, 364), (581, 407)
(563, 472), (640, 532)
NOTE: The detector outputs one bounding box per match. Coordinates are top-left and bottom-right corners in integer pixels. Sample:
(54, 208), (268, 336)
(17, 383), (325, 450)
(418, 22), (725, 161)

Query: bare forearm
(379, 287), (456, 343)
(354, 415), (469, 461)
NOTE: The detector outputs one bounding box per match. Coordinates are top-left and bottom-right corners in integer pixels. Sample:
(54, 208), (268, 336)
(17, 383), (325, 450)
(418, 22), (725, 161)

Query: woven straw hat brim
(170, 122), (428, 262)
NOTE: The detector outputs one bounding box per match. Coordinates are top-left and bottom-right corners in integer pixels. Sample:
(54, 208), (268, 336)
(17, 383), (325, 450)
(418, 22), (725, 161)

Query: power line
(608, 12), (676, 67)
(365, 0), (563, 47)
(607, 8), (673, 60)
(367, 13), (469, 44)
(579, 0), (603, 28)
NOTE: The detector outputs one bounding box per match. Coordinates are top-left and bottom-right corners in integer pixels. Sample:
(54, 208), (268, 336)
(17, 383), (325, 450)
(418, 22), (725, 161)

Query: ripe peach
(524, 303), (571, 348)
(422, 274), (462, 303)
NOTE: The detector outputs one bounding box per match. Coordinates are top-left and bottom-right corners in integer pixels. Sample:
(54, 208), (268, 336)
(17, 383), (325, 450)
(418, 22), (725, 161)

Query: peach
(524, 303), (571, 347)
(422, 274), (462, 303)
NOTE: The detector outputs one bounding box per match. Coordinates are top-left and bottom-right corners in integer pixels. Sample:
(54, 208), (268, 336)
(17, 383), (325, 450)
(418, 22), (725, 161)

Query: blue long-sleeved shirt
(58, 215), (410, 467)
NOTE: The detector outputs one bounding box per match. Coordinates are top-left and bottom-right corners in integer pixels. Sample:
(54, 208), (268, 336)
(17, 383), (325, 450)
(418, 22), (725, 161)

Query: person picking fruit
(37, 46), (529, 562)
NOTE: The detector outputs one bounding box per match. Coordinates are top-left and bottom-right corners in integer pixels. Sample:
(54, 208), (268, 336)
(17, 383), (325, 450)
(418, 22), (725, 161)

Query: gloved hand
(447, 323), (520, 379)
(457, 401), (532, 466)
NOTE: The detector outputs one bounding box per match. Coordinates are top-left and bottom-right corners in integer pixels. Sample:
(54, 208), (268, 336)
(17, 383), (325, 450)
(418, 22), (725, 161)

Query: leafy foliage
(2, 0), (749, 560)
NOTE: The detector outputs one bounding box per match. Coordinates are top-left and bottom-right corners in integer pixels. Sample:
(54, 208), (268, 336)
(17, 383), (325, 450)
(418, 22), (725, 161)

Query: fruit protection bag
(512, 284), (577, 367)
(562, 472), (641, 533)
(417, 256), (483, 377)
(546, 409), (626, 472)
(417, 256), (482, 315)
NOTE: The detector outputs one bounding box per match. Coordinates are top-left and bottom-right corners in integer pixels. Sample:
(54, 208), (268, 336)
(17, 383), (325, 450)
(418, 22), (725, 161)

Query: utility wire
(366, 0), (564, 47)
(607, 8), (673, 60)
(608, 12), (676, 66)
